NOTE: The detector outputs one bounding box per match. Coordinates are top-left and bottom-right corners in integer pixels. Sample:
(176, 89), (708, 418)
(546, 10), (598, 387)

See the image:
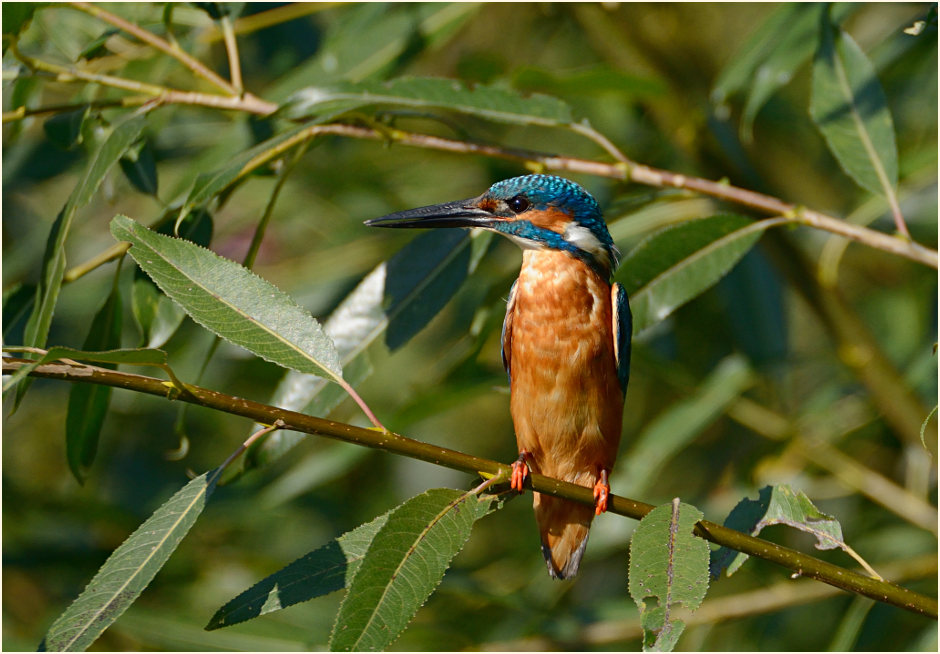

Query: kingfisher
(366, 174), (631, 579)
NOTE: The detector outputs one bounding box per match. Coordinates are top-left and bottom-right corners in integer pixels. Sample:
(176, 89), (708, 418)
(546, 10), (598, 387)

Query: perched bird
(366, 174), (631, 579)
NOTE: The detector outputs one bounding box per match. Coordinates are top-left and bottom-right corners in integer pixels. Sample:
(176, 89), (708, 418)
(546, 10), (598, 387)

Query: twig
(68, 1), (237, 96)
(219, 419), (285, 472)
(4, 357), (936, 619)
(219, 14), (243, 94)
(197, 3), (341, 43)
(10, 45), (276, 115)
(299, 124), (938, 269)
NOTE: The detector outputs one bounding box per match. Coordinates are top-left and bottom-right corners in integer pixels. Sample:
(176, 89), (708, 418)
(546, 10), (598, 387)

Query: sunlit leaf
(39, 469), (220, 651)
(207, 510), (391, 630)
(629, 499), (709, 652)
(711, 484), (854, 578)
(66, 280), (123, 484)
(329, 488), (498, 652)
(111, 215), (343, 382)
(130, 209), (212, 348)
(810, 14), (898, 198)
(616, 215), (782, 335)
(281, 76), (574, 127)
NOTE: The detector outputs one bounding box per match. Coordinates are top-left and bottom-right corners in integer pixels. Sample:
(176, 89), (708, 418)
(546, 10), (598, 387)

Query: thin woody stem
(4, 357), (936, 620)
(10, 45), (276, 115)
(219, 14), (243, 94)
(68, 1), (236, 95)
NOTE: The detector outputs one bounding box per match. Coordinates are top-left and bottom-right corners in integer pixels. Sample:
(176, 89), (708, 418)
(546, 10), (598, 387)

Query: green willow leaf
(711, 4), (855, 140)
(181, 123), (312, 217)
(711, 3), (805, 106)
(207, 510), (391, 630)
(110, 215), (343, 382)
(39, 469), (221, 651)
(44, 107), (90, 150)
(616, 215), (783, 335)
(2, 2), (43, 38)
(810, 15), (898, 198)
(2, 281), (35, 340)
(66, 280), (123, 484)
(711, 484), (855, 578)
(119, 139), (158, 196)
(245, 230), (490, 470)
(23, 116), (146, 356)
(281, 76), (574, 127)
(131, 278), (186, 348)
(329, 488), (498, 652)
(629, 499), (709, 652)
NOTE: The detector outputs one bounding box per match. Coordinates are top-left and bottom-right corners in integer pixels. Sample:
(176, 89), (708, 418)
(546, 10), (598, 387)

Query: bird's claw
(593, 470), (610, 515)
(510, 452), (531, 492)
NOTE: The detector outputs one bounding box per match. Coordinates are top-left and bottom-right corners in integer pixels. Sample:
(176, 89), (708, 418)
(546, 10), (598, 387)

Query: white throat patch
(563, 223), (610, 268)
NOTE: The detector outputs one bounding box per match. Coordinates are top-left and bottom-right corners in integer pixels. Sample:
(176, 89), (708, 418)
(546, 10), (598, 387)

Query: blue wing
(611, 282), (632, 395)
(501, 280), (517, 382)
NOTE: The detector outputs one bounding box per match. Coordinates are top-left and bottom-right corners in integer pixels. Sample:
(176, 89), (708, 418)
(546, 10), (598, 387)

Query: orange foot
(593, 469), (610, 515)
(510, 452), (531, 492)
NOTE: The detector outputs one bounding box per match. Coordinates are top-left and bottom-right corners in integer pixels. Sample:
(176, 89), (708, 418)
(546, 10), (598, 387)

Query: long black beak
(365, 198), (497, 230)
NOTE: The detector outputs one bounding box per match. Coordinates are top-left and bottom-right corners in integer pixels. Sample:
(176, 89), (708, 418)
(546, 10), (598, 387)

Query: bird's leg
(510, 451), (533, 492)
(593, 469), (610, 515)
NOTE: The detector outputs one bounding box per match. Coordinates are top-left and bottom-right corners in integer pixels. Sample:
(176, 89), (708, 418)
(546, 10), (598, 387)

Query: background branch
(68, 1), (237, 95)
(4, 357), (935, 619)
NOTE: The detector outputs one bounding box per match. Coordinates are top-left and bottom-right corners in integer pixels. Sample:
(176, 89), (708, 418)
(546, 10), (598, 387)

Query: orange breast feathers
(505, 249), (624, 488)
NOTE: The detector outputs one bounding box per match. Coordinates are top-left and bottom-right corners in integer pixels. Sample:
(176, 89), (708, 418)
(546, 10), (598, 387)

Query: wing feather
(611, 282), (632, 395)
(501, 280), (518, 382)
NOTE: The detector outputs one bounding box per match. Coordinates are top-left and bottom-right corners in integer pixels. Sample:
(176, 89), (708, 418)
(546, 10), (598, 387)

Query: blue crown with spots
(486, 174), (618, 272)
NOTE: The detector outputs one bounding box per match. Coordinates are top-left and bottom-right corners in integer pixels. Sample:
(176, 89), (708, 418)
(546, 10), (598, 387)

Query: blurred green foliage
(2, 2), (937, 651)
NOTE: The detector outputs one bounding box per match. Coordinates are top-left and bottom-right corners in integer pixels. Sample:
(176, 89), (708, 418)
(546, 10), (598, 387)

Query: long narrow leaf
(267, 3), (481, 101)
(66, 279), (123, 483)
(207, 511), (391, 630)
(810, 15), (898, 199)
(329, 488), (498, 651)
(110, 215), (343, 382)
(23, 116), (146, 354)
(616, 215), (783, 335)
(39, 469), (221, 651)
(281, 77), (574, 127)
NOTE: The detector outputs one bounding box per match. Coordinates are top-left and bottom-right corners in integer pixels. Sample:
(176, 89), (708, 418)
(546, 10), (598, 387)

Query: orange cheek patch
(525, 207), (569, 234)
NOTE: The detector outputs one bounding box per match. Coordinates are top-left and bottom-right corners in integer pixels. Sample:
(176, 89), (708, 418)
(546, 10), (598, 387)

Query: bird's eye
(507, 196), (530, 213)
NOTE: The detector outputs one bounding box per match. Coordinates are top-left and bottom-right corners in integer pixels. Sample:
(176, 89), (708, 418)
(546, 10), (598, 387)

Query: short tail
(534, 492), (595, 579)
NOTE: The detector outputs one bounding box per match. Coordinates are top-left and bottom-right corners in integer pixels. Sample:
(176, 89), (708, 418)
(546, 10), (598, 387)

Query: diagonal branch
(3, 357), (936, 620)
